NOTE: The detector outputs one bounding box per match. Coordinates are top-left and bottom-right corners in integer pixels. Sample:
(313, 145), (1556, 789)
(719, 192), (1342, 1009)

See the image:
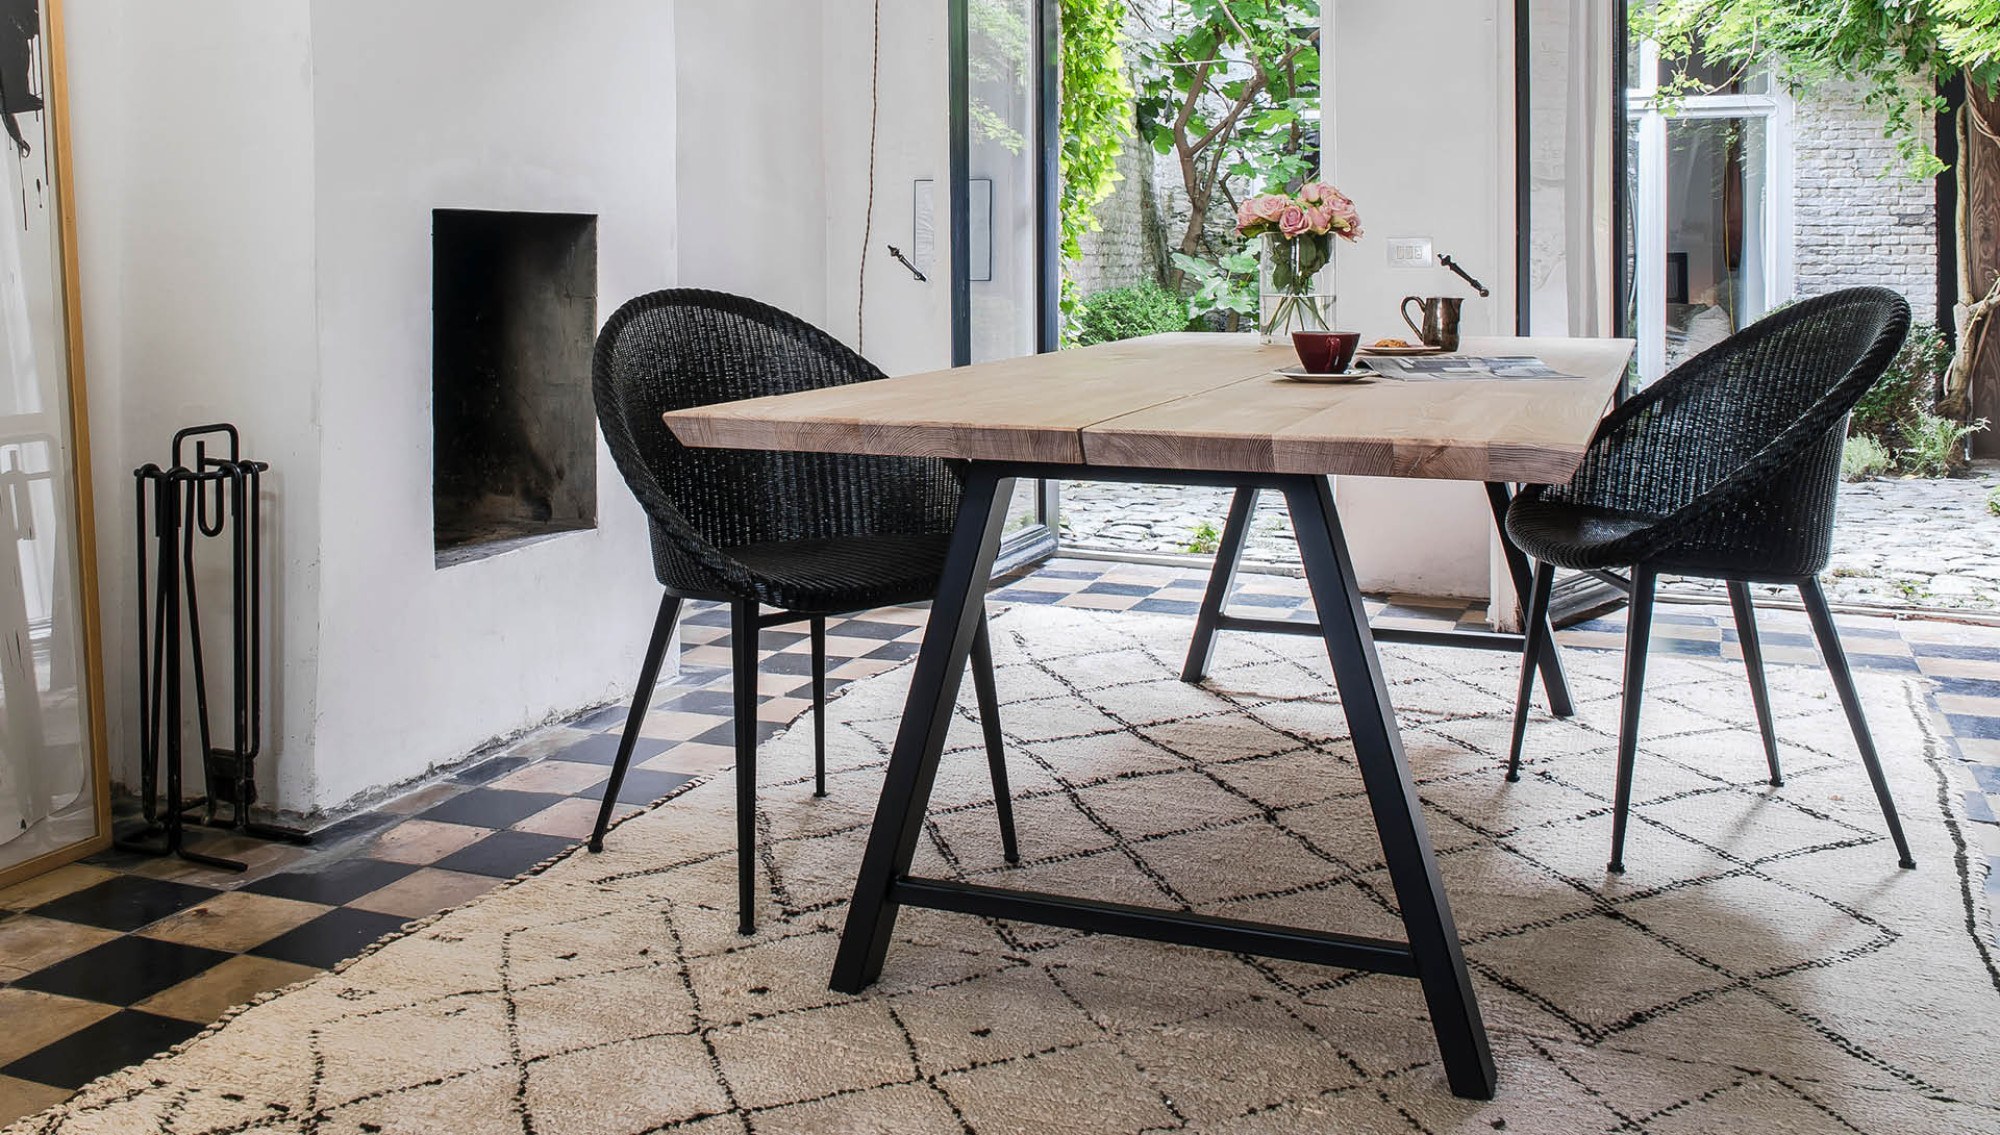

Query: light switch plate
(1387, 237), (1433, 269)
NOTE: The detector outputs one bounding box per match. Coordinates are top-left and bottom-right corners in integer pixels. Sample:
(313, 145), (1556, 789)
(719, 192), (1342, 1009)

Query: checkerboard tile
(2, 554), (1998, 1128)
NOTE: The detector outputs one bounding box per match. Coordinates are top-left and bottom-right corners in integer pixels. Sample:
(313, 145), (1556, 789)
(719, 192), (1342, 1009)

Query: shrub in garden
(1898, 413), (1987, 479)
(1841, 435), (1893, 481)
(1851, 322), (1949, 447)
(1075, 281), (1190, 346)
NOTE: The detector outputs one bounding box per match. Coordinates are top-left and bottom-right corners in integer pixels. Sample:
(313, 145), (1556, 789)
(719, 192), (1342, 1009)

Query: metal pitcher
(1400, 296), (1464, 352)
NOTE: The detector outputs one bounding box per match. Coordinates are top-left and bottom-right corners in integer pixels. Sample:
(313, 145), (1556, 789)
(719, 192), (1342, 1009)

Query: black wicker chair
(589, 289), (1019, 933)
(1504, 287), (1916, 874)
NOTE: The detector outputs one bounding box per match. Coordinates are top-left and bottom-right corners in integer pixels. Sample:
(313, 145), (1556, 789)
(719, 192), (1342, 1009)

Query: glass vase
(1258, 232), (1334, 345)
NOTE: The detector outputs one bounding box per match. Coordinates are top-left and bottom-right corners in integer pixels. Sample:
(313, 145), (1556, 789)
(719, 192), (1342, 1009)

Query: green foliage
(1841, 435), (1894, 481)
(1987, 483), (2000, 517)
(1898, 412), (1988, 478)
(1185, 520), (1221, 555)
(1171, 249), (1260, 325)
(1635, 0), (2000, 179)
(1851, 322), (1952, 444)
(1058, 0), (1134, 337)
(1074, 281), (1191, 346)
(1128, 0), (1321, 313)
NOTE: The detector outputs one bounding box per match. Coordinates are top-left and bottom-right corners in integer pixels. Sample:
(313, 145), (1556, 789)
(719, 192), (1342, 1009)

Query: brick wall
(1072, 136), (1168, 297)
(1792, 85), (1938, 323)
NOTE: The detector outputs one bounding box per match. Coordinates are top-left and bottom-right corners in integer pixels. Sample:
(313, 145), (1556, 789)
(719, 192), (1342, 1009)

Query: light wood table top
(664, 333), (1634, 483)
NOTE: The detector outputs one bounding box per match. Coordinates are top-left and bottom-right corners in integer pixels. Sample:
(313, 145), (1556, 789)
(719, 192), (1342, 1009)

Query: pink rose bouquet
(1235, 186), (1363, 242)
(1233, 183), (1362, 341)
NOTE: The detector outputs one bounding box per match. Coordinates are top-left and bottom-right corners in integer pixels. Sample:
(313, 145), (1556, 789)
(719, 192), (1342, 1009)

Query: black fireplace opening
(432, 209), (599, 566)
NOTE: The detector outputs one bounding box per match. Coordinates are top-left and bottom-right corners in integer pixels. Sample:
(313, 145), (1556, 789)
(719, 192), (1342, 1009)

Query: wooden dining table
(665, 331), (1633, 1099)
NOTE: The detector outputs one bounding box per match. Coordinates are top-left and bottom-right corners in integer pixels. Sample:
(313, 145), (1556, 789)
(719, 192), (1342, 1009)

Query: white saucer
(1276, 365), (1367, 383)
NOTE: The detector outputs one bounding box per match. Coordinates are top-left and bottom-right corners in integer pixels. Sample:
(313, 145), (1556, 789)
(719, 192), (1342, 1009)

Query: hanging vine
(1057, 0), (1134, 336)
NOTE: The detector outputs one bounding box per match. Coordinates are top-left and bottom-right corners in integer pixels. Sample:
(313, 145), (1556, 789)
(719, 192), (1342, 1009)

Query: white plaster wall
(822, 0), (952, 373)
(66, 0), (327, 808)
(675, 0), (831, 327)
(673, 0), (947, 372)
(304, 0), (676, 811)
(1328, 0), (1516, 601)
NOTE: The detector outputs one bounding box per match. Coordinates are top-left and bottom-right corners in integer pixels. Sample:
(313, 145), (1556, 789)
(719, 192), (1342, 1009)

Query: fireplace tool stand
(118, 424), (308, 871)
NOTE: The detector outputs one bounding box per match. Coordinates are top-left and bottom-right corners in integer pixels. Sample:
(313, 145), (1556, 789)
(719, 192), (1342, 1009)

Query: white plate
(1357, 344), (1447, 357)
(1275, 365), (1368, 383)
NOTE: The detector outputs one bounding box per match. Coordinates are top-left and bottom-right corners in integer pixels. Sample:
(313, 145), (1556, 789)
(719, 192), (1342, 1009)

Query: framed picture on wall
(0, 0), (112, 889)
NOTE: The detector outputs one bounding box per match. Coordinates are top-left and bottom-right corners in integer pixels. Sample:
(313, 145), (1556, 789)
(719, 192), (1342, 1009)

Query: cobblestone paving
(1057, 481), (1299, 567)
(1057, 463), (2000, 612)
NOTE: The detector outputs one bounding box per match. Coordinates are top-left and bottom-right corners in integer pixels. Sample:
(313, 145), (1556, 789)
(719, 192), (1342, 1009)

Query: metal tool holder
(119, 424), (307, 871)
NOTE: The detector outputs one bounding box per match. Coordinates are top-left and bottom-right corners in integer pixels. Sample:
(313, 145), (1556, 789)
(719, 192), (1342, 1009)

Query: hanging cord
(857, 0), (884, 354)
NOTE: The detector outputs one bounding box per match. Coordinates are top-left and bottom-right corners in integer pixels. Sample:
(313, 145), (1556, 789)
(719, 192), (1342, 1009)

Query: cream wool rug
(14, 605), (2000, 1135)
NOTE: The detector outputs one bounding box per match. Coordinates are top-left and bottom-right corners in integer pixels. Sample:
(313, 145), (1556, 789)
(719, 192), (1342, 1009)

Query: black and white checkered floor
(3, 556), (1998, 1124)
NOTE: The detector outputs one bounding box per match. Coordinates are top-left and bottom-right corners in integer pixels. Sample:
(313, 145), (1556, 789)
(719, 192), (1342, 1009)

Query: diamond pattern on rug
(10, 605), (1999, 1135)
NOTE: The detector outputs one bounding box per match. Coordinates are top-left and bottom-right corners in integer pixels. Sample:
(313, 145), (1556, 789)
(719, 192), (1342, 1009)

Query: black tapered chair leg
(1608, 567), (1657, 874)
(811, 615), (828, 798)
(589, 593), (682, 853)
(969, 611), (1020, 864)
(1727, 581), (1783, 786)
(732, 600), (761, 934)
(1799, 579), (1916, 869)
(1506, 562), (1557, 782)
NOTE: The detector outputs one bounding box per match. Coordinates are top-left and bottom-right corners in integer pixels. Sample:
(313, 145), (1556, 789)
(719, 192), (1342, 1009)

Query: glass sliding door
(952, 0), (1059, 566)
(1624, 19), (1787, 387)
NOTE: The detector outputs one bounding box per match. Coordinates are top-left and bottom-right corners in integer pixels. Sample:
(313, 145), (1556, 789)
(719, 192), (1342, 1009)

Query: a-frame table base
(829, 461), (1498, 1100)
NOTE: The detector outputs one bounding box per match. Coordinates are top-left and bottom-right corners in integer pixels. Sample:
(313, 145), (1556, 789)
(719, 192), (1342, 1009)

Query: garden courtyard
(1060, 465), (2000, 615)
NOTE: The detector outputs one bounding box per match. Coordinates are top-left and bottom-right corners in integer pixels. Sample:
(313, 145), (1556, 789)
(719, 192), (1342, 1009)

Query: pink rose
(1299, 182), (1332, 205)
(1278, 205), (1309, 238)
(1305, 204), (1335, 235)
(1329, 199), (1362, 239)
(1236, 200), (1263, 233)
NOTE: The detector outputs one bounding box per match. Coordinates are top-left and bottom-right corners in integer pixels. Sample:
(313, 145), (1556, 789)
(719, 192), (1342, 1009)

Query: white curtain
(1563, 0), (1615, 337)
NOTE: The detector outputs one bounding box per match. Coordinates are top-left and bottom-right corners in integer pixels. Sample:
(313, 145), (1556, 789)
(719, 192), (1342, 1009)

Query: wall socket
(1387, 237), (1434, 269)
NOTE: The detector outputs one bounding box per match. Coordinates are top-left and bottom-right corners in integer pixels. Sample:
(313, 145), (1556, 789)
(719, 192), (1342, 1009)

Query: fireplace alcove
(432, 208), (599, 567)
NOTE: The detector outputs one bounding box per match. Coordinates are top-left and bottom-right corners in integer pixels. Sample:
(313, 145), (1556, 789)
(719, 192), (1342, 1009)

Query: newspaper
(1356, 355), (1585, 381)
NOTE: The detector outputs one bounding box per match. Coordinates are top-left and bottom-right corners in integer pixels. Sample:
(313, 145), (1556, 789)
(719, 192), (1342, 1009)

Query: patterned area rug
(14, 606), (1998, 1134)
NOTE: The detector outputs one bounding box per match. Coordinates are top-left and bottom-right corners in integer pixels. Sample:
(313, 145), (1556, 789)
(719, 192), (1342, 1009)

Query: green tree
(1635, 0), (2000, 420)
(1129, 0), (1321, 319)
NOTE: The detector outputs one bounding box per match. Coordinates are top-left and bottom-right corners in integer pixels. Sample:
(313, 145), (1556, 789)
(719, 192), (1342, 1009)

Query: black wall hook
(1437, 253), (1491, 298)
(887, 245), (928, 282)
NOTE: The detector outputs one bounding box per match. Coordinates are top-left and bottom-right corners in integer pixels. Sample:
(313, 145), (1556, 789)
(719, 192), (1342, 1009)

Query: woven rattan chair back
(592, 288), (960, 598)
(1524, 287), (1910, 579)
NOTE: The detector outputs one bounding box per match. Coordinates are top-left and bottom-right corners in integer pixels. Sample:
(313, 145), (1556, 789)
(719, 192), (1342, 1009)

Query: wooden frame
(0, 0), (113, 890)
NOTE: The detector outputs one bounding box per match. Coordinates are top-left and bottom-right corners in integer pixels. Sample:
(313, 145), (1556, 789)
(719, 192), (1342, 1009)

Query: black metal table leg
(1287, 474), (1496, 1098)
(1485, 482), (1574, 719)
(1182, 486), (1258, 682)
(830, 468), (1013, 992)
(1180, 483), (1571, 730)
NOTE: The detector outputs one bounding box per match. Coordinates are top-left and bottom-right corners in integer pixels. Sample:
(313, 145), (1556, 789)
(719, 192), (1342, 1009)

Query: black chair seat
(1503, 502), (1658, 572)
(724, 533), (953, 614)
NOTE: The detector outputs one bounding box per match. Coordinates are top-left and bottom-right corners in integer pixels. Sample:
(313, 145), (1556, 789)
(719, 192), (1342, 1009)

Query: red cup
(1292, 330), (1361, 375)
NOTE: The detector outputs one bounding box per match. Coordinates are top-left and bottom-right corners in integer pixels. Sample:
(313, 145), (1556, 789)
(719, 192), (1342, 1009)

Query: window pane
(1662, 116), (1769, 371)
(1657, 39), (1770, 95)
(1005, 478), (1042, 534)
(969, 0), (1037, 365)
